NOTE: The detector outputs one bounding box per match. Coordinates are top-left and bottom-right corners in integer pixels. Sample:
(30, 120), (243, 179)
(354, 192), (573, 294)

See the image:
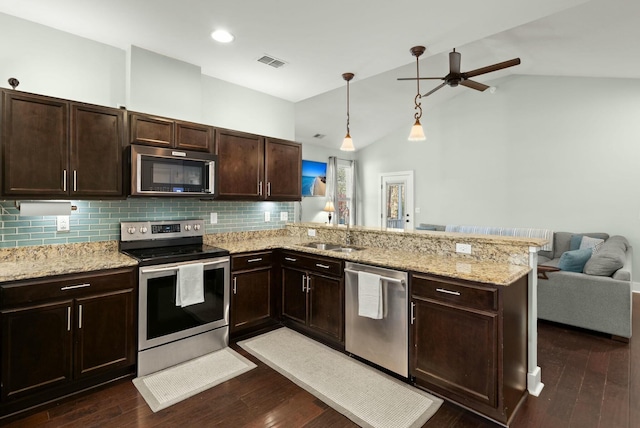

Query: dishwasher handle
(344, 268), (405, 285)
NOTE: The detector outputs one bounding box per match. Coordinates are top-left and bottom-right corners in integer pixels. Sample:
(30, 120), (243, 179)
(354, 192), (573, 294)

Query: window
(336, 159), (354, 225)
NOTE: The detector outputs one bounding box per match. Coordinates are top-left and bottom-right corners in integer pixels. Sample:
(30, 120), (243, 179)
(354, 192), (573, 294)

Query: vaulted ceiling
(1, 0), (637, 150)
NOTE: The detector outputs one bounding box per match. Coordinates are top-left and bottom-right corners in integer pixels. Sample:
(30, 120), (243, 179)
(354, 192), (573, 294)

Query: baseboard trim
(633, 282), (640, 293)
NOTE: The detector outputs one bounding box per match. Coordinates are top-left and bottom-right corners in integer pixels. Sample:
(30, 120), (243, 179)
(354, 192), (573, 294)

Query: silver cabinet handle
(258, 181), (263, 196)
(233, 277), (237, 294)
(63, 169), (67, 192)
(67, 306), (71, 331)
(306, 275), (311, 293)
(411, 302), (416, 325)
(315, 263), (330, 269)
(436, 288), (461, 296)
(267, 182), (271, 197)
(78, 304), (83, 329)
(61, 283), (91, 291)
(73, 170), (77, 192)
(301, 275), (307, 292)
(284, 257), (297, 262)
(247, 258), (263, 263)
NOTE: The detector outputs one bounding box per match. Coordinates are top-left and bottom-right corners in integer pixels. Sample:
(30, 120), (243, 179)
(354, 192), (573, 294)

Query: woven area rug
(132, 347), (256, 412)
(238, 328), (443, 428)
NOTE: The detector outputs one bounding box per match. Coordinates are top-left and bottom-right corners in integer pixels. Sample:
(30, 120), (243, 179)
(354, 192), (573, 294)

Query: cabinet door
(75, 288), (135, 379)
(264, 138), (301, 201)
(307, 273), (343, 342)
(129, 113), (174, 147)
(231, 268), (271, 333)
(411, 298), (498, 408)
(176, 121), (214, 152)
(216, 129), (264, 199)
(1, 91), (69, 196)
(70, 103), (124, 197)
(1, 300), (73, 400)
(281, 267), (307, 324)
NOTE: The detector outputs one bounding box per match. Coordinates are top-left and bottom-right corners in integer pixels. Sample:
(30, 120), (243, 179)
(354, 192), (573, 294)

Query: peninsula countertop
(0, 234), (531, 286)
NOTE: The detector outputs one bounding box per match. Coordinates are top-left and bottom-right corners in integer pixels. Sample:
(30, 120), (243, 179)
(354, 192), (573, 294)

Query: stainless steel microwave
(129, 145), (216, 197)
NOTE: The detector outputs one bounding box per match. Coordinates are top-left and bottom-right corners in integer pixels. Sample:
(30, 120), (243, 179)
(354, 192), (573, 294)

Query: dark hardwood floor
(5, 294), (639, 428)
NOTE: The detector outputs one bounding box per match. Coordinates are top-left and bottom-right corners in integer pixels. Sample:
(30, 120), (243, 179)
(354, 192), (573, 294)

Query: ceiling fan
(398, 46), (521, 97)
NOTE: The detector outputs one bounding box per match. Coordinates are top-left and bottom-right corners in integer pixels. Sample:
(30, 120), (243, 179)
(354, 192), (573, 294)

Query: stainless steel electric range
(119, 219), (230, 376)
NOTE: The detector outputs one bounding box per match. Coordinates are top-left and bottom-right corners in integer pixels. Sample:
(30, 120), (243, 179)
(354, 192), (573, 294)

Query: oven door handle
(140, 259), (227, 274)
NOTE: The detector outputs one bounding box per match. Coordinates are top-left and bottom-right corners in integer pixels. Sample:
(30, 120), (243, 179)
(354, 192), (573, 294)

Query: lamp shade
(408, 119), (426, 141)
(323, 201), (335, 212)
(340, 134), (355, 151)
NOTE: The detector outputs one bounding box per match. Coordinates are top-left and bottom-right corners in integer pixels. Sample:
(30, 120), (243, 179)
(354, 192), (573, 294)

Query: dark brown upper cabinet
(129, 112), (214, 153)
(1, 90), (124, 198)
(216, 128), (301, 201)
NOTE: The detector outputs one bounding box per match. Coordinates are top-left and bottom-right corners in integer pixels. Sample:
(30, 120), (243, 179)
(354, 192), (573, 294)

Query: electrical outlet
(307, 228), (316, 237)
(280, 211), (288, 221)
(210, 213), (218, 224)
(455, 243), (472, 254)
(56, 215), (70, 232)
(264, 211), (271, 222)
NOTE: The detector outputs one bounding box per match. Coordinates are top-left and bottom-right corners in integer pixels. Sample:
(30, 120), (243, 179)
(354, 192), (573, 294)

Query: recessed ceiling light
(211, 29), (234, 43)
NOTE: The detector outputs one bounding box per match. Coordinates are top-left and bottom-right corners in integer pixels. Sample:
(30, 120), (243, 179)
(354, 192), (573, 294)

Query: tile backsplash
(0, 199), (295, 248)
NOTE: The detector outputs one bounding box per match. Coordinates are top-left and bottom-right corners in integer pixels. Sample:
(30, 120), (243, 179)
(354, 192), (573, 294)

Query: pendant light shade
(408, 46), (427, 141)
(340, 72), (356, 151)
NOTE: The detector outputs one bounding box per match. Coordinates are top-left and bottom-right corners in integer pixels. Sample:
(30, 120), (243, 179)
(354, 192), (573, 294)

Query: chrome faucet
(343, 207), (351, 245)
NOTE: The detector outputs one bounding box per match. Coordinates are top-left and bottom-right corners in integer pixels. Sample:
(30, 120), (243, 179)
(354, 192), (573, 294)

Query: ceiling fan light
(408, 119), (426, 141)
(340, 133), (355, 151)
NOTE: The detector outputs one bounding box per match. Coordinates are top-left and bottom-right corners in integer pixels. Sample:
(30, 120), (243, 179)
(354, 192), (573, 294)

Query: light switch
(210, 213), (218, 224)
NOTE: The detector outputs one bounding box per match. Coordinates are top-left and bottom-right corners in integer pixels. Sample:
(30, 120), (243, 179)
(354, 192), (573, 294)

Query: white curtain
(350, 160), (357, 226)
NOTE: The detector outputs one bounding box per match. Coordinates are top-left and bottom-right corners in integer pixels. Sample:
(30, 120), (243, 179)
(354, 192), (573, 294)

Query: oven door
(138, 257), (230, 351)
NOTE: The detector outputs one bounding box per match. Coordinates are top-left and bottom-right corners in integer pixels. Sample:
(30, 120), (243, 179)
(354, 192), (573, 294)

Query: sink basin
(303, 242), (341, 250)
(331, 246), (364, 253)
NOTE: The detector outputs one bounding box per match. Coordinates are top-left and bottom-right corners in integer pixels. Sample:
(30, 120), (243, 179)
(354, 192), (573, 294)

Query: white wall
(0, 13), (294, 140)
(0, 12), (125, 107)
(358, 74), (640, 279)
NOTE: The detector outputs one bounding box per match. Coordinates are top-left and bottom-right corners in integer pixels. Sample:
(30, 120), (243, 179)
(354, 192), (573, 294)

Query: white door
(379, 171), (414, 231)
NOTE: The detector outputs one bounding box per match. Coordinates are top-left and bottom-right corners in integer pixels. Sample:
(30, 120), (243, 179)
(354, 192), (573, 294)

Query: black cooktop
(121, 244), (229, 266)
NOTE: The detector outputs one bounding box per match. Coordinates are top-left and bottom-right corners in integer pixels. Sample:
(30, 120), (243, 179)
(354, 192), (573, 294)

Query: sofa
(537, 232), (633, 340)
(418, 224), (633, 340)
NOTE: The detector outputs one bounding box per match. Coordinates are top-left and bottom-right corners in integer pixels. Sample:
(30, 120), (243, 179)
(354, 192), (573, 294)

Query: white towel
(358, 271), (383, 319)
(176, 263), (204, 307)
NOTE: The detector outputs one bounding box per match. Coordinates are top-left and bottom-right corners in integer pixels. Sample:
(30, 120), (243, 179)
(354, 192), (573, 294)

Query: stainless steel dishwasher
(345, 262), (409, 377)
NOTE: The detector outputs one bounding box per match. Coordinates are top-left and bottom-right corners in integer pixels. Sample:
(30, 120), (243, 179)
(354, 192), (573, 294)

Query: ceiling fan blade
(463, 58), (521, 79)
(449, 50), (461, 74)
(397, 77), (444, 81)
(460, 79), (490, 91)
(422, 83), (447, 97)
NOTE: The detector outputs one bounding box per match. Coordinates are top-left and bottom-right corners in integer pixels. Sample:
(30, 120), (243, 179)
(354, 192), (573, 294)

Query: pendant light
(408, 46), (426, 141)
(340, 72), (356, 151)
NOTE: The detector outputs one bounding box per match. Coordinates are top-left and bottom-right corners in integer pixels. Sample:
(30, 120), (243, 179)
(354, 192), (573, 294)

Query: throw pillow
(579, 236), (605, 253)
(569, 234), (583, 251)
(558, 248), (593, 272)
(583, 236), (628, 276)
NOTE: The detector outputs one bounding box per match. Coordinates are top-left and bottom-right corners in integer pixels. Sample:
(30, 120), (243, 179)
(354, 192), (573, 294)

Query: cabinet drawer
(281, 252), (342, 276)
(1, 268), (136, 308)
(411, 274), (498, 312)
(232, 251), (273, 271)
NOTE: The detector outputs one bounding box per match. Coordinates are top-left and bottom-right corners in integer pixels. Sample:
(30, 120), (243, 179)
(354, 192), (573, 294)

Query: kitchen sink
(302, 242), (363, 252)
(331, 246), (363, 253)
(303, 242), (341, 250)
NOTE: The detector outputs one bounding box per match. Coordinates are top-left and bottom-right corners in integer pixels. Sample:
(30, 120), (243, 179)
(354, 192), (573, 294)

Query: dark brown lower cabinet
(410, 273), (528, 426)
(230, 251), (277, 338)
(0, 267), (136, 419)
(281, 251), (344, 347)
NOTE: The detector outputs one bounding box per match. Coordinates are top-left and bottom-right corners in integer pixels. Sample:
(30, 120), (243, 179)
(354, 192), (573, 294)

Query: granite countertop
(0, 234), (531, 286)
(211, 237), (530, 286)
(0, 241), (138, 283)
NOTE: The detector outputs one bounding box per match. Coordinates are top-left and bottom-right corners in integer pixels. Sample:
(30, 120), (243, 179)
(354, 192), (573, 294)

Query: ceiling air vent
(257, 54), (287, 69)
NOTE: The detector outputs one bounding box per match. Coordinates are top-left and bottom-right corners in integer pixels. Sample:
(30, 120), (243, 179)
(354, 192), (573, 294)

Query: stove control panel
(120, 219), (205, 241)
